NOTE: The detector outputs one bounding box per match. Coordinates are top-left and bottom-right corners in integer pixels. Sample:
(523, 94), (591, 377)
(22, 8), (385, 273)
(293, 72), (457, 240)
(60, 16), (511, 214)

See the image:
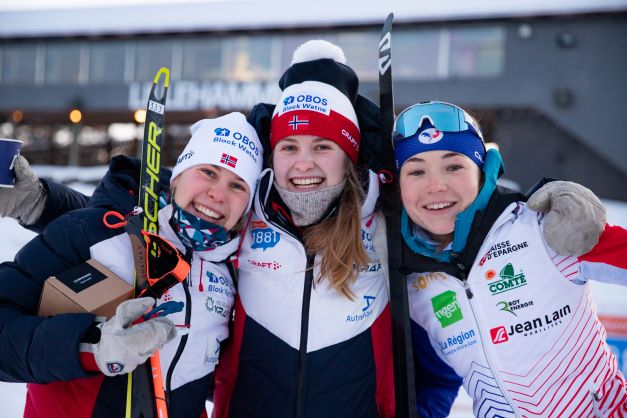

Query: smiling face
(172, 164), (249, 231)
(272, 134), (348, 192)
(399, 150), (481, 246)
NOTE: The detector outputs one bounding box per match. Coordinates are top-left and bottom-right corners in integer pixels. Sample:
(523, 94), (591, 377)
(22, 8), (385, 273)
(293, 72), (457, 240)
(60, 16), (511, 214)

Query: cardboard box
(38, 259), (133, 318)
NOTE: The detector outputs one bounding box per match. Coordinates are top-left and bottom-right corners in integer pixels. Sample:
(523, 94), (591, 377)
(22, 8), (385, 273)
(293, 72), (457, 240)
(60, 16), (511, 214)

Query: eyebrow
(282, 136), (331, 143)
(405, 152), (463, 164)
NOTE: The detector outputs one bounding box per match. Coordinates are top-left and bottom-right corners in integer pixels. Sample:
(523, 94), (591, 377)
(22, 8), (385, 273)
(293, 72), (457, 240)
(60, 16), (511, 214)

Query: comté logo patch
(487, 263), (527, 295)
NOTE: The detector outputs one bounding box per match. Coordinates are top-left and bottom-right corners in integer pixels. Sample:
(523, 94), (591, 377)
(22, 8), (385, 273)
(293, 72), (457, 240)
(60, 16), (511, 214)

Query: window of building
(45, 42), (82, 85)
(336, 31), (379, 81)
(134, 39), (174, 82)
(90, 41), (127, 84)
(181, 37), (222, 80)
(223, 36), (279, 82)
(449, 27), (504, 78)
(393, 29), (441, 80)
(2, 43), (39, 84)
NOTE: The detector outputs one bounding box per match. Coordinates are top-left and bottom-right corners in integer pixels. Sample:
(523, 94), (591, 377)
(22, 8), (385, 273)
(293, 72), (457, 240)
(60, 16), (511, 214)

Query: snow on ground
(1, 166), (626, 417)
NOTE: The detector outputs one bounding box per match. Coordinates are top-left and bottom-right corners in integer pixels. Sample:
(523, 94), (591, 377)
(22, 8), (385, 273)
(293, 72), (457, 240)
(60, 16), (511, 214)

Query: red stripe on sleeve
(578, 224), (627, 269)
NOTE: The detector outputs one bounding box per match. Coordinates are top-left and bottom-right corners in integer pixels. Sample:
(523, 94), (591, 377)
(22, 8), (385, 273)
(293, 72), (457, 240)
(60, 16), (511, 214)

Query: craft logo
(176, 150), (194, 165)
(205, 296), (228, 318)
(496, 299), (534, 316)
(437, 329), (478, 355)
(247, 259), (283, 270)
(490, 326), (509, 344)
(220, 153), (237, 168)
(288, 115), (309, 130)
(432, 290), (463, 328)
(491, 304), (571, 344)
(251, 220), (281, 251)
(347, 295), (376, 322)
(418, 128), (443, 144)
(214, 127), (230, 136)
(488, 263), (527, 295)
(479, 240), (529, 266)
(412, 272), (446, 291)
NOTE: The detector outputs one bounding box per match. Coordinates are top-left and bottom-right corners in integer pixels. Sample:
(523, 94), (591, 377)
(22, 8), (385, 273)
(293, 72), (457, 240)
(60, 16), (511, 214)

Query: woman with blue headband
(394, 101), (627, 417)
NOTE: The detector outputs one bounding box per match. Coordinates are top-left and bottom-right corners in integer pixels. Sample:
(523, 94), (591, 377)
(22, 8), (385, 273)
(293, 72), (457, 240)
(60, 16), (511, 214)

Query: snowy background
(1, 165), (626, 417)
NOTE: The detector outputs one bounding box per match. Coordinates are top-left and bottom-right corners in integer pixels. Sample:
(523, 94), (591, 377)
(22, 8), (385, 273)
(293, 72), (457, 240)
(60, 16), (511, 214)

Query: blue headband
(392, 101), (486, 171)
(394, 125), (486, 170)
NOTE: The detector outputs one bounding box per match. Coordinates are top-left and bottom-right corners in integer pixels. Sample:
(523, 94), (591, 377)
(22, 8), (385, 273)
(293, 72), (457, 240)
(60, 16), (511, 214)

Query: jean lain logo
(490, 326), (509, 344)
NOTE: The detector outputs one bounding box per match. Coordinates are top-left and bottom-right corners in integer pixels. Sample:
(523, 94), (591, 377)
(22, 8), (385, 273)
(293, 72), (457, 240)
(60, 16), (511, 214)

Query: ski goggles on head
(393, 101), (484, 143)
(392, 101), (486, 170)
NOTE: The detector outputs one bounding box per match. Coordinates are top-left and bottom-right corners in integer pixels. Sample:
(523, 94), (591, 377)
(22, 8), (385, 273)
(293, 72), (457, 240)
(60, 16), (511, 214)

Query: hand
(85, 298), (176, 376)
(0, 155), (46, 225)
(527, 181), (606, 256)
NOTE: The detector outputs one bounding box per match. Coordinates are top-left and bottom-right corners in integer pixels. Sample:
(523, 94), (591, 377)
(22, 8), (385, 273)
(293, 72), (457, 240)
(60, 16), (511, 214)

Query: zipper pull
(463, 280), (474, 299)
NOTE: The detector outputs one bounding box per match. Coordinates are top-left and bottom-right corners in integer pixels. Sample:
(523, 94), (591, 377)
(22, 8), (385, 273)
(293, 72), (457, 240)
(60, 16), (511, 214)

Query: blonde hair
(302, 163), (370, 299)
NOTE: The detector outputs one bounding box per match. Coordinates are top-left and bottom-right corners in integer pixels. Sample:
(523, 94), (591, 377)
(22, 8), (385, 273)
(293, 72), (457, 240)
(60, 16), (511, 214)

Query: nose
(425, 173), (447, 193)
(208, 181), (227, 202)
(293, 149), (315, 172)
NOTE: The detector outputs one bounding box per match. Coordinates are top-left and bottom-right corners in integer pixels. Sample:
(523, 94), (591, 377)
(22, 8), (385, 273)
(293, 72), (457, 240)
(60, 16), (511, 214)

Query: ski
(127, 67), (170, 418)
(378, 13), (419, 418)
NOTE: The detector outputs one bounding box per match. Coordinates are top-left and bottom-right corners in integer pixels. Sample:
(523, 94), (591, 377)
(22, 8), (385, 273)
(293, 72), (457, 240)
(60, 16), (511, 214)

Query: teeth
(426, 202), (454, 210)
(292, 177), (323, 186)
(194, 204), (222, 219)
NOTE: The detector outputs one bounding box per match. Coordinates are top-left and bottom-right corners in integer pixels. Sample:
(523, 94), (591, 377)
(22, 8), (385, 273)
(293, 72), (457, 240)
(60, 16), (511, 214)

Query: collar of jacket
(254, 167), (380, 238)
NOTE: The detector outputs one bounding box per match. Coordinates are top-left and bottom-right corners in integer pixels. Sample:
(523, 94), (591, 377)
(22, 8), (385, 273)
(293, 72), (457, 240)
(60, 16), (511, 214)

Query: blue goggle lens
(393, 102), (483, 143)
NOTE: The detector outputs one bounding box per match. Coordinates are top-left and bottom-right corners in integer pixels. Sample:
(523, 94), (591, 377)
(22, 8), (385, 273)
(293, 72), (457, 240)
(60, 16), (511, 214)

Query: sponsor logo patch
(205, 296), (229, 318)
(437, 329), (478, 355)
(346, 295), (376, 322)
(411, 272), (447, 291)
(491, 304), (571, 343)
(247, 259), (283, 270)
(487, 263), (527, 295)
(496, 299), (534, 316)
(431, 290), (463, 328)
(479, 240), (529, 266)
(251, 220), (280, 251)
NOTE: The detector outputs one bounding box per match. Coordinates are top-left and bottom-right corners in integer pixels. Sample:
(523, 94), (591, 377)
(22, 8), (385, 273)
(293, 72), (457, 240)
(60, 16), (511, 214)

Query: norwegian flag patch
(220, 153), (238, 168)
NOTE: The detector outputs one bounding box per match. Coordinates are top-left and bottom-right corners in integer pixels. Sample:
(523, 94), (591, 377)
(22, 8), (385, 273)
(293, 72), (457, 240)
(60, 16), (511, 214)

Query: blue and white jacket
(0, 156), (236, 418)
(402, 189), (627, 417)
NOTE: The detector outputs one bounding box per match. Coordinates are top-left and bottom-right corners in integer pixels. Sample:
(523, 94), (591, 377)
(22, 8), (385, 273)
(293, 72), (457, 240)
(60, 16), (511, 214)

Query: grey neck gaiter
(274, 179), (346, 227)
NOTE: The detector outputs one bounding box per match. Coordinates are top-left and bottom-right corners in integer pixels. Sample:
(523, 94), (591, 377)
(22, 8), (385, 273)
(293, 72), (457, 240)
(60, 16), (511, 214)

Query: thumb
(113, 297), (155, 328)
(134, 317), (177, 356)
(13, 155), (36, 183)
(527, 182), (556, 212)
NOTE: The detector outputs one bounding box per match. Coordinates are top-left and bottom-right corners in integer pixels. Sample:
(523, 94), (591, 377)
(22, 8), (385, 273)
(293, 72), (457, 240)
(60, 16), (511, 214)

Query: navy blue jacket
(0, 156), (211, 418)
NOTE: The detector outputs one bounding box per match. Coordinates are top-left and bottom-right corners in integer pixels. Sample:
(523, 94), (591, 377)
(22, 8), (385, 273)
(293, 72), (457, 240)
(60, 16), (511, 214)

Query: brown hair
(302, 163), (370, 299)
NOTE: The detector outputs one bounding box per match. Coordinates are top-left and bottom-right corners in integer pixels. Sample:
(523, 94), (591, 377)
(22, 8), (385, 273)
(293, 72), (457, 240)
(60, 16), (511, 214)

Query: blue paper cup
(0, 138), (23, 188)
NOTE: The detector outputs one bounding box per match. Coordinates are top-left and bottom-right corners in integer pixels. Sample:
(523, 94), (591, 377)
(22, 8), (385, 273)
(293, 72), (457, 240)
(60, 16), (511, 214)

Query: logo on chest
(346, 295), (376, 322)
(479, 240), (529, 266)
(486, 263), (527, 295)
(431, 290), (463, 328)
(251, 220), (281, 251)
(490, 304), (571, 344)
